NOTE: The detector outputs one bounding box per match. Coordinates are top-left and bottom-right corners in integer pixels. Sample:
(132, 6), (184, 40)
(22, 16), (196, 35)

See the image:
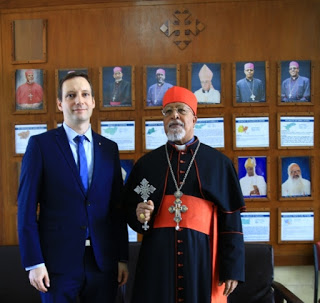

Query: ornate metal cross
(168, 196), (188, 231)
(134, 178), (156, 230)
(160, 8), (205, 50)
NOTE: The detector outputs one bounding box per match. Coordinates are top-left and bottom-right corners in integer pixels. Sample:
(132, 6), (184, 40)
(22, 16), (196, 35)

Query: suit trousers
(40, 246), (118, 303)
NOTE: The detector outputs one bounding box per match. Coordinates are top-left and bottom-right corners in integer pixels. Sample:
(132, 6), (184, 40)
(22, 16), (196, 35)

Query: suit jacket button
(80, 225), (87, 230)
(87, 201), (91, 206)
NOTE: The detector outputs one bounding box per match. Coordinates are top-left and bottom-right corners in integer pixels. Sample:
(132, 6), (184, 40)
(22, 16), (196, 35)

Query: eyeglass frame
(161, 105), (194, 117)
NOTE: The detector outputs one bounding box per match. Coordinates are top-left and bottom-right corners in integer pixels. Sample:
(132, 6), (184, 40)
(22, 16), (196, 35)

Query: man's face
(246, 166), (254, 177)
(113, 71), (123, 82)
(26, 73), (34, 84)
(163, 102), (197, 144)
(156, 73), (165, 84)
(57, 76), (95, 128)
(289, 66), (299, 78)
(200, 80), (211, 91)
(244, 68), (254, 80)
(289, 164), (301, 179)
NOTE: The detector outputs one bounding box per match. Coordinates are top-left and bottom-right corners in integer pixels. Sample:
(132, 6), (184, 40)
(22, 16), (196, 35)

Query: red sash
(153, 195), (227, 303)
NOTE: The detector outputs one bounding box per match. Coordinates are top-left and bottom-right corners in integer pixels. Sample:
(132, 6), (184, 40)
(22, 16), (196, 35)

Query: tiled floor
(274, 265), (314, 303)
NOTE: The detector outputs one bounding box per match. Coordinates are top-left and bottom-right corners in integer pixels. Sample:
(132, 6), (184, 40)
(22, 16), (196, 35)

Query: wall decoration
(278, 113), (314, 148)
(160, 8), (205, 50)
(279, 156), (313, 199)
(188, 62), (223, 106)
(233, 61), (268, 106)
(99, 65), (135, 110)
(144, 65), (179, 108)
(11, 19), (47, 63)
(237, 156), (268, 200)
(14, 69), (46, 113)
(233, 114), (269, 149)
(278, 60), (312, 104)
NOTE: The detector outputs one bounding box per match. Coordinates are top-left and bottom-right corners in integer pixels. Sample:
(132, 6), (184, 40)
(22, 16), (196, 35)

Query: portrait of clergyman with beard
(281, 156), (311, 197)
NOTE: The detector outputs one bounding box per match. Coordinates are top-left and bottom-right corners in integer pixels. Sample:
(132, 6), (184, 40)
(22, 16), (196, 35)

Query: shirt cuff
(25, 263), (45, 271)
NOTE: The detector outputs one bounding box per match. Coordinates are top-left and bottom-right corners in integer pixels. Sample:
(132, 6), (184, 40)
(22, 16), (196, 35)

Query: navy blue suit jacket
(18, 126), (128, 274)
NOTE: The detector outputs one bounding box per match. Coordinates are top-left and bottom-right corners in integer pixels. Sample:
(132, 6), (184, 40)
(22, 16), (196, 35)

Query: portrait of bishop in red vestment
(15, 69), (44, 111)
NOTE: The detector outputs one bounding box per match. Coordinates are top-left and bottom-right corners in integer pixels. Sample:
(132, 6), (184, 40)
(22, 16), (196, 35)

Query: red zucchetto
(162, 86), (197, 115)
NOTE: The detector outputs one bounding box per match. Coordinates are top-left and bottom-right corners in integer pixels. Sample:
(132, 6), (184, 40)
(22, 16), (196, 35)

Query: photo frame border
(278, 207), (314, 244)
(196, 114), (225, 150)
(278, 155), (314, 201)
(277, 112), (314, 149)
(188, 62), (225, 108)
(143, 64), (180, 109)
(233, 113), (270, 150)
(234, 155), (270, 201)
(13, 122), (48, 156)
(98, 118), (136, 154)
(277, 60), (314, 106)
(13, 69), (47, 114)
(232, 61), (269, 107)
(241, 208), (271, 243)
(99, 65), (135, 111)
(11, 19), (47, 64)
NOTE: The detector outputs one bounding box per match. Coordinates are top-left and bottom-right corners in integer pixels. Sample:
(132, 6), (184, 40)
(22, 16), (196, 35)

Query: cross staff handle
(134, 178), (156, 231)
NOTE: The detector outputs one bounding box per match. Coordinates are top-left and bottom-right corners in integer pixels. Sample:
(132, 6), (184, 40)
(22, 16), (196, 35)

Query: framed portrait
(188, 62), (224, 107)
(99, 66), (135, 110)
(233, 114), (269, 150)
(11, 19), (47, 64)
(143, 65), (180, 108)
(14, 69), (46, 113)
(143, 117), (167, 152)
(278, 208), (314, 243)
(278, 60), (313, 105)
(195, 115), (224, 149)
(241, 208), (270, 242)
(279, 156), (313, 200)
(233, 61), (268, 106)
(120, 159), (134, 184)
(236, 156), (269, 200)
(99, 120), (135, 153)
(14, 123), (47, 155)
(277, 113), (314, 149)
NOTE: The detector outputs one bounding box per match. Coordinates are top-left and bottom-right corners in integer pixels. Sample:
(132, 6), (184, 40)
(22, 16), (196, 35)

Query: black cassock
(123, 138), (245, 303)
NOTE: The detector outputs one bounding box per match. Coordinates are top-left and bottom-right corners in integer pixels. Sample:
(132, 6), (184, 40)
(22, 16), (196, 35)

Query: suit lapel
(55, 126), (85, 194)
(89, 132), (104, 194)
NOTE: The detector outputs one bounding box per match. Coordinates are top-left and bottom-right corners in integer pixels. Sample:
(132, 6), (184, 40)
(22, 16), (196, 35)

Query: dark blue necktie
(74, 135), (89, 193)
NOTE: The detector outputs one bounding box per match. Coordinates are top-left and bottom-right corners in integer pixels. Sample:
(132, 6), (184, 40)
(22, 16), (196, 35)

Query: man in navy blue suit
(18, 71), (128, 303)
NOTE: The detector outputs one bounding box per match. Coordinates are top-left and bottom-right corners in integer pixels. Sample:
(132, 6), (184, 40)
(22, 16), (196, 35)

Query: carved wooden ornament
(160, 8), (205, 50)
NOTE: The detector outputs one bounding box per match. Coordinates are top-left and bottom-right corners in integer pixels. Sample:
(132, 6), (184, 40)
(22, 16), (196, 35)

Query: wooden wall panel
(0, 0), (319, 265)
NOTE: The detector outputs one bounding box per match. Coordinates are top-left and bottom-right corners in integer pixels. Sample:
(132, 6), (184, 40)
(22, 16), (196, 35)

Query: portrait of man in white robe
(281, 161), (311, 197)
(238, 157), (267, 198)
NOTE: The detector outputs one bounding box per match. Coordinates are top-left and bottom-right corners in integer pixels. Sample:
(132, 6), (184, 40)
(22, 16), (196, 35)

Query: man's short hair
(57, 71), (94, 100)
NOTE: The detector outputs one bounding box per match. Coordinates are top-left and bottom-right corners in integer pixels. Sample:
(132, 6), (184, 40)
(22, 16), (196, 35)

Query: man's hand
(118, 262), (129, 286)
(29, 266), (50, 293)
(219, 279), (238, 296)
(136, 200), (154, 223)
